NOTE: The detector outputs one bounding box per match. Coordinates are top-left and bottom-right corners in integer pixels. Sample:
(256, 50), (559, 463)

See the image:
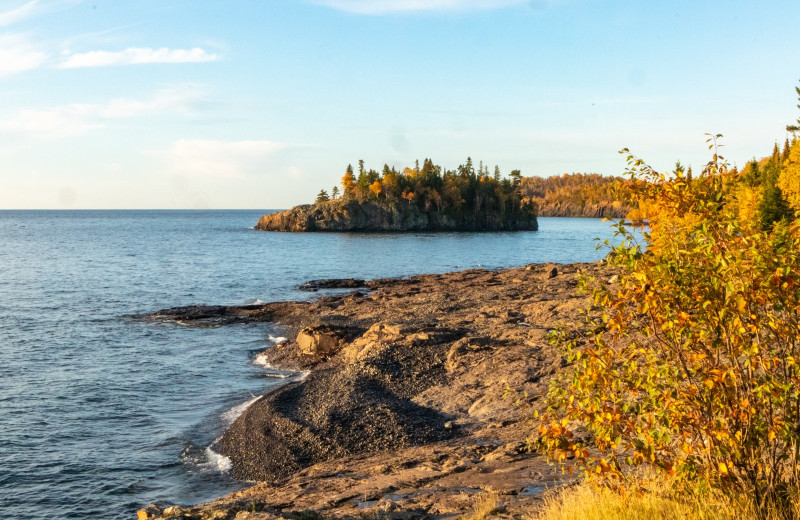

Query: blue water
(0, 211), (627, 520)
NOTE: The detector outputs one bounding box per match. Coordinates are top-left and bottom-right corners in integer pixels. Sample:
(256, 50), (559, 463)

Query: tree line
(314, 157), (534, 221)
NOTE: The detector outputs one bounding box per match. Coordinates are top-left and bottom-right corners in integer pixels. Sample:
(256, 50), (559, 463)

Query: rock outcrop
(255, 199), (538, 232)
(142, 262), (618, 519)
(534, 200), (632, 218)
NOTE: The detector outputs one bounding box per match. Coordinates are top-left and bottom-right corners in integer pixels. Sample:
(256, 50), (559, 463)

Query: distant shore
(138, 260), (613, 519)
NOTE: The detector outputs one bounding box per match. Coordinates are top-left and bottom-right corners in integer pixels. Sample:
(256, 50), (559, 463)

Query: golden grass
(527, 477), (800, 520)
(461, 490), (500, 520)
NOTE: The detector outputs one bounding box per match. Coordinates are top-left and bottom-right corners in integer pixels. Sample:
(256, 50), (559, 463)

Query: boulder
(296, 326), (346, 358)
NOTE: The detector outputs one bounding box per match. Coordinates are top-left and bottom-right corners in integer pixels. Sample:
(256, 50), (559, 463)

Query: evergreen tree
(315, 189), (330, 204)
(332, 186), (340, 199)
(759, 184), (792, 230)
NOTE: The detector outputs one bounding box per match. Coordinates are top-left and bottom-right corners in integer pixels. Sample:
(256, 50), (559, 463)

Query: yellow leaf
(719, 462), (728, 476)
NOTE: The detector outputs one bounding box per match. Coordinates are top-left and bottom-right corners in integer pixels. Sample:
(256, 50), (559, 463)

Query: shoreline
(139, 261), (613, 519)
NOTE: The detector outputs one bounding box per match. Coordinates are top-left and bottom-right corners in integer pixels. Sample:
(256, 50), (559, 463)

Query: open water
(0, 210), (631, 519)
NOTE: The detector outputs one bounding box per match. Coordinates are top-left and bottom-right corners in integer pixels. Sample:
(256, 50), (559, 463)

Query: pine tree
(315, 189), (330, 204)
(332, 186), (340, 199)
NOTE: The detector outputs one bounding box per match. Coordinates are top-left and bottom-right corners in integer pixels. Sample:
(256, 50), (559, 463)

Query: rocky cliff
(534, 200), (632, 219)
(255, 199), (538, 232)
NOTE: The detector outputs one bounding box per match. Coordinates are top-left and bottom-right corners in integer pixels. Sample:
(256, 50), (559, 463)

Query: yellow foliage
(734, 184), (763, 227)
(369, 180), (382, 197)
(540, 142), (800, 513)
(341, 171), (355, 195)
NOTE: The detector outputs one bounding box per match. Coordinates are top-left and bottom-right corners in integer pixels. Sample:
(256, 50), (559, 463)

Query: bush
(537, 137), (800, 515)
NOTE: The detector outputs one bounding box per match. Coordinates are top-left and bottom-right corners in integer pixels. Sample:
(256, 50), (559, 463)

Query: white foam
(204, 446), (232, 472)
(243, 298), (264, 305)
(221, 394), (263, 426)
(268, 335), (287, 344)
(253, 352), (270, 367)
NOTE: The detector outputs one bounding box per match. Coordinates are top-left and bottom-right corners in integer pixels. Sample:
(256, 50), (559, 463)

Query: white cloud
(0, 88), (203, 139)
(0, 33), (46, 76)
(310, 0), (529, 14)
(165, 139), (289, 179)
(59, 46), (219, 68)
(0, 0), (40, 26)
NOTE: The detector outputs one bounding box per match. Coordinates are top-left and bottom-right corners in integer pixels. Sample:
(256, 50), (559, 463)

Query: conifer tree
(315, 189), (330, 204)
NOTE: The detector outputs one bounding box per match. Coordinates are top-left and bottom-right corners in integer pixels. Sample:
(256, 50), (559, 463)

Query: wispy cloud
(58, 46), (219, 68)
(164, 139), (290, 179)
(310, 0), (530, 14)
(0, 0), (41, 26)
(0, 88), (204, 139)
(0, 33), (46, 76)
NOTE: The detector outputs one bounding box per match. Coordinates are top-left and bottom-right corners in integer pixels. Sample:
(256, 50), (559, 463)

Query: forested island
(256, 158), (538, 232)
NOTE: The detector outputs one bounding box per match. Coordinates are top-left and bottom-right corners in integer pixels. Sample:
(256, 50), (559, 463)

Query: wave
(203, 446), (232, 472)
(180, 441), (232, 474)
(268, 335), (287, 344)
(220, 394), (262, 427)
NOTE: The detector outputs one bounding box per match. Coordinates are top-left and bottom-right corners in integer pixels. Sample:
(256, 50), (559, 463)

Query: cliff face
(255, 199), (538, 232)
(533, 200), (632, 219)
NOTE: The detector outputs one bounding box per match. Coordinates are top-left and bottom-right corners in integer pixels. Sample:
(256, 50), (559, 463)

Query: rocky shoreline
(139, 261), (614, 520)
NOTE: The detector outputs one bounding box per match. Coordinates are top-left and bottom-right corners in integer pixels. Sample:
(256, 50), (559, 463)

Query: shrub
(537, 136), (800, 515)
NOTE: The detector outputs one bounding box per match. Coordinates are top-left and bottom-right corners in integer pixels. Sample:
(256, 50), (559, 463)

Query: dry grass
(527, 477), (800, 520)
(461, 490), (500, 520)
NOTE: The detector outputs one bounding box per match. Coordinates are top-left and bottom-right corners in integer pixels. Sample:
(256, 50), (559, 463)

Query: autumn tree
(341, 164), (355, 198)
(369, 180), (382, 198)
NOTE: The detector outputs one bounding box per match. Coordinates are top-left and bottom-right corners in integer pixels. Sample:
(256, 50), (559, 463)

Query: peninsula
(139, 261), (610, 519)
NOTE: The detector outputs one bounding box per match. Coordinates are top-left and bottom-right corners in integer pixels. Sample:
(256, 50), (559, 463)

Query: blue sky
(1, 0), (799, 209)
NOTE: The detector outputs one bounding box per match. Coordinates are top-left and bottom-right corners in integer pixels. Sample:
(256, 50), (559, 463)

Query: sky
(1, 0), (799, 209)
